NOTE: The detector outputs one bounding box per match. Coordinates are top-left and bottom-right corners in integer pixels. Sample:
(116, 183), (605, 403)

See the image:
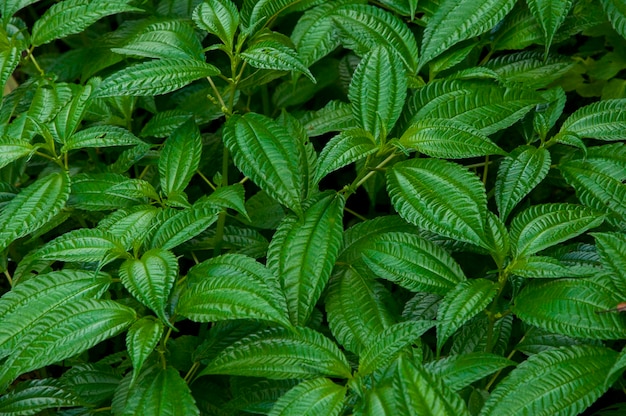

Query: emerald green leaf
(515, 326), (600, 356)
(0, 138), (35, 170)
(95, 59), (220, 98)
(243, 0), (325, 33)
(387, 158), (489, 248)
(119, 248), (177, 324)
(419, 0), (517, 70)
(606, 344), (626, 390)
(361, 232), (466, 295)
(121, 366), (199, 416)
(0, 299), (136, 391)
(395, 356), (471, 416)
(359, 321), (434, 376)
(241, 40), (315, 83)
(0, 378), (81, 415)
(98, 207), (159, 250)
(332, 3), (419, 71)
(526, 0), (574, 56)
(268, 378), (346, 416)
(601, 0), (626, 41)
(496, 146), (551, 221)
(177, 254), (291, 328)
(126, 317), (163, 384)
(403, 293), (441, 321)
(510, 203), (605, 258)
(199, 326), (352, 379)
(140, 110), (193, 138)
(226, 378), (299, 414)
(266, 192), (345, 326)
(299, 100), (357, 137)
(0, 171), (70, 251)
(436, 279), (498, 352)
(31, 0), (140, 46)
(148, 203), (219, 251)
(68, 173), (151, 211)
(158, 119), (202, 198)
(31, 228), (126, 263)
(479, 345), (618, 416)
(399, 118), (506, 159)
(509, 255), (594, 278)
(593, 233), (626, 298)
(1, 1), (42, 25)
(483, 51), (574, 88)
(223, 113), (308, 215)
(0, 48), (21, 97)
(314, 128), (377, 183)
(348, 45), (406, 140)
(325, 266), (396, 354)
(512, 278), (626, 339)
(62, 125), (144, 152)
(193, 0), (239, 49)
(50, 83), (93, 143)
(425, 353), (516, 392)
(558, 99), (626, 141)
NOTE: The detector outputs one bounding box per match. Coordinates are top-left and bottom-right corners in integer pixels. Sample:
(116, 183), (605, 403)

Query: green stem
(3, 270), (13, 287)
(348, 152), (398, 195)
(27, 46), (44, 76)
(184, 362), (201, 384)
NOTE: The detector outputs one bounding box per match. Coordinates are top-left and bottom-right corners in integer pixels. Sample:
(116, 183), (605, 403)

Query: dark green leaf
(526, 0), (574, 55)
(268, 378), (346, 416)
(593, 233), (626, 298)
(558, 99), (626, 141)
(31, 228), (126, 263)
(193, 0), (239, 49)
(158, 119), (202, 198)
(602, 0), (626, 39)
(483, 51), (574, 88)
(241, 40), (315, 83)
(425, 353), (516, 392)
(314, 128), (377, 183)
(126, 317), (163, 384)
(63, 125), (145, 152)
(299, 100), (357, 137)
(0, 378), (81, 416)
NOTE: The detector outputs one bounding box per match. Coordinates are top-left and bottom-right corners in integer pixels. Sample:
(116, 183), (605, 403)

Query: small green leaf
(31, 228), (126, 263)
(593, 233), (626, 297)
(199, 326), (352, 379)
(0, 138), (35, 170)
(0, 48), (21, 101)
(2, 1), (42, 26)
(0, 378), (81, 415)
(148, 203), (219, 251)
(50, 83), (93, 143)
(98, 207), (159, 250)
(509, 255), (594, 278)
(268, 378), (346, 416)
(193, 0), (239, 49)
(602, 0), (626, 39)
(300, 100), (357, 137)
(425, 353), (516, 392)
(314, 128), (376, 184)
(158, 119), (202, 198)
(558, 98), (626, 141)
(126, 317), (164, 385)
(68, 173), (151, 211)
(241, 40), (315, 83)
(526, 0), (574, 56)
(62, 125), (145, 152)
(140, 110), (193, 138)
(243, 0), (325, 34)
(483, 51), (574, 89)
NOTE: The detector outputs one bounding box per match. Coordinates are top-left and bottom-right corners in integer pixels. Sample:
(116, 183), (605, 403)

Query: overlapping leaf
(30, 228), (126, 263)
(268, 378), (346, 416)
(425, 353), (516, 392)
(558, 99), (626, 141)
(241, 40), (315, 83)
(0, 138), (36, 170)
(62, 125), (145, 152)
(158, 119), (202, 198)
(126, 317), (163, 385)
(68, 173), (153, 211)
(602, 0), (626, 39)
(526, 0), (574, 55)
(0, 378), (81, 415)
(193, 0), (239, 49)
(314, 129), (377, 184)
(594, 233), (626, 297)
(483, 51), (574, 88)
(299, 100), (356, 137)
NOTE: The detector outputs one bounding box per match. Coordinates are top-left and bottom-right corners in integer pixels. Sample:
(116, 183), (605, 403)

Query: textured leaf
(126, 317), (163, 385)
(98, 207), (159, 250)
(515, 326), (600, 356)
(314, 128), (376, 184)
(425, 353), (516, 392)
(62, 125), (145, 152)
(140, 110), (193, 138)
(31, 228), (126, 263)
(177, 254), (291, 328)
(31, 0), (140, 46)
(348, 45), (406, 140)
(436, 279), (498, 352)
(509, 255), (595, 278)
(268, 378), (346, 416)
(199, 326), (352, 379)
(0, 171), (70, 251)
(226, 378), (299, 414)
(119, 248), (178, 324)
(300, 100), (357, 137)
(243, 0), (325, 33)
(68, 173), (152, 211)
(496, 146), (551, 221)
(526, 0), (574, 55)
(419, 0), (517, 69)
(510, 203), (605, 258)
(266, 192), (344, 326)
(361, 232), (466, 295)
(483, 51), (574, 88)
(1, 0), (42, 25)
(480, 346), (618, 416)
(0, 48), (21, 101)
(223, 113), (308, 215)
(148, 202), (220, 250)
(558, 99), (626, 141)
(158, 119), (202, 198)
(193, 0), (239, 48)
(0, 378), (81, 416)
(387, 158), (489, 248)
(95, 59), (220, 97)
(512, 278), (626, 339)
(0, 138), (35, 170)
(594, 233), (626, 298)
(601, 0), (626, 41)
(50, 83), (93, 143)
(399, 118), (506, 158)
(241, 40), (315, 83)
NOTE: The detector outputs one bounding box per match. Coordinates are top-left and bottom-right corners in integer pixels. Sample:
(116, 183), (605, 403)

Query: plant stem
(349, 152), (398, 194)
(344, 206), (368, 222)
(3, 270), (13, 287)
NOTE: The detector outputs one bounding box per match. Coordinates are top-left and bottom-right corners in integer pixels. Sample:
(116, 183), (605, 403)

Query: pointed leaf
(2, 1), (42, 25)
(300, 100), (357, 137)
(602, 0), (626, 39)
(199, 326), (352, 379)
(241, 40), (315, 83)
(526, 0), (574, 54)
(68, 173), (151, 211)
(425, 353), (516, 392)
(62, 125), (145, 152)
(483, 51), (574, 89)
(268, 378), (346, 416)
(0, 138), (36, 170)
(0, 378), (81, 415)
(158, 119), (202, 198)
(51, 83), (93, 143)
(0, 48), (21, 100)
(509, 255), (594, 278)
(177, 254), (291, 328)
(193, 0), (239, 48)
(98, 207), (159, 250)
(558, 98), (626, 141)
(594, 233), (626, 297)
(140, 110), (193, 138)
(314, 129), (377, 183)
(126, 317), (163, 384)
(31, 228), (126, 263)
(148, 203), (220, 250)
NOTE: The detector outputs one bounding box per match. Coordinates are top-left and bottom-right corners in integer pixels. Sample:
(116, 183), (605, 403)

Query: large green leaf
(314, 128), (377, 183)
(526, 0), (574, 55)
(68, 173), (154, 211)
(0, 171), (70, 251)
(558, 99), (626, 141)
(158, 119), (202, 199)
(386, 158), (489, 248)
(148, 202), (219, 250)
(31, 0), (140, 46)
(126, 317), (163, 385)
(510, 203), (605, 258)
(419, 0), (517, 70)
(30, 228), (126, 263)
(98, 207), (159, 250)
(348, 45), (406, 141)
(509, 255), (595, 279)
(62, 125), (145, 152)
(266, 192), (344, 326)
(193, 0), (239, 49)
(95, 59), (220, 97)
(268, 378), (346, 416)
(177, 254), (291, 328)
(425, 353), (516, 392)
(483, 51), (574, 88)
(241, 40), (315, 83)
(495, 146), (551, 221)
(480, 345), (618, 416)
(50, 83), (93, 144)
(361, 232), (466, 295)
(594, 233), (626, 298)
(0, 378), (81, 416)
(226, 378), (299, 414)
(0, 138), (36, 170)
(399, 118), (506, 159)
(602, 0), (626, 39)
(512, 278), (626, 339)
(199, 326), (352, 379)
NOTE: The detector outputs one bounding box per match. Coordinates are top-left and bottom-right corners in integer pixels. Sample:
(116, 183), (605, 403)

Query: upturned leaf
(526, 0), (574, 56)
(241, 40), (315, 83)
(314, 128), (377, 184)
(62, 125), (145, 152)
(268, 378), (346, 416)
(126, 317), (163, 385)
(199, 326), (352, 379)
(98, 207), (159, 250)
(177, 254), (291, 328)
(0, 378), (81, 415)
(425, 353), (516, 392)
(193, 0), (239, 49)
(558, 99), (626, 142)
(158, 119), (202, 198)
(601, 0), (626, 39)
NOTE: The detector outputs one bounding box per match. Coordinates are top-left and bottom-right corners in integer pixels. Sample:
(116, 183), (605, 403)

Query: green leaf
(0, 138), (36, 170)
(119, 248), (177, 324)
(227, 378), (299, 414)
(62, 125), (145, 152)
(31, 0), (140, 46)
(425, 353), (516, 392)
(50, 83), (93, 143)
(223, 113), (308, 215)
(594, 233), (626, 297)
(348, 45), (406, 140)
(496, 146), (551, 221)
(68, 173), (152, 211)
(98, 207), (159, 250)
(512, 278), (626, 339)
(399, 118), (506, 159)
(558, 98), (626, 141)
(0, 48), (21, 97)
(515, 326), (600, 356)
(359, 321), (434, 376)
(0, 378), (81, 416)
(266, 192), (345, 326)
(126, 317), (163, 385)
(386, 158), (489, 248)
(394, 356), (471, 416)
(95, 59), (220, 97)
(31, 228), (126, 263)
(140, 110), (193, 138)
(436, 279), (498, 353)
(419, 0), (517, 70)
(241, 40), (315, 83)
(509, 255), (595, 278)
(314, 128), (376, 184)
(199, 326), (352, 379)
(0, 171), (70, 251)
(299, 100), (357, 137)
(121, 366), (199, 416)
(526, 0), (574, 56)
(268, 378), (346, 416)
(479, 345), (618, 416)
(177, 253), (291, 328)
(1, 1), (42, 25)
(158, 119), (202, 198)
(148, 204), (219, 251)
(243, 0), (325, 33)
(483, 51), (574, 89)
(601, 0), (626, 40)
(361, 232), (466, 295)
(510, 203), (605, 258)
(193, 0), (239, 49)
